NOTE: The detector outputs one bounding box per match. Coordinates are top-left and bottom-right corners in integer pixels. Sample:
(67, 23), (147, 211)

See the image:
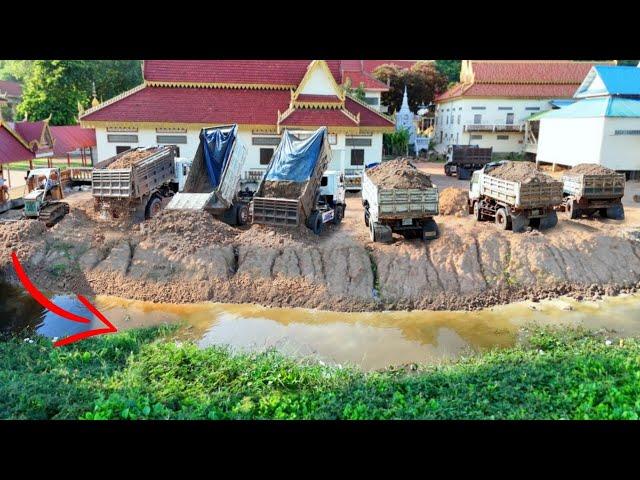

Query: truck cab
(313, 170), (347, 228)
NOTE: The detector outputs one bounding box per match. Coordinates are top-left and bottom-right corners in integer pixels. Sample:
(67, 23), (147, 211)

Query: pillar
(67, 153), (71, 167)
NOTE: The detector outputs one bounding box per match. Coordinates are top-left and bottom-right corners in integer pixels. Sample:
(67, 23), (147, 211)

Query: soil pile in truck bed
(261, 180), (306, 199)
(366, 159), (433, 189)
(107, 149), (161, 169)
(439, 187), (469, 216)
(568, 164), (618, 175)
(487, 161), (555, 184)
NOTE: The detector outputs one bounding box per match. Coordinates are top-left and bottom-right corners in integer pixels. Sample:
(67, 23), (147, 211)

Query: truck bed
(363, 172), (438, 222)
(562, 172), (625, 200)
(480, 174), (563, 209)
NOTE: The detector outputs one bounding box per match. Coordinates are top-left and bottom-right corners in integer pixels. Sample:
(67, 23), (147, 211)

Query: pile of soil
(569, 164), (618, 175)
(488, 161), (555, 184)
(107, 149), (160, 169)
(439, 188), (468, 216)
(235, 223), (323, 248)
(261, 180), (306, 199)
(141, 210), (239, 247)
(366, 159), (433, 189)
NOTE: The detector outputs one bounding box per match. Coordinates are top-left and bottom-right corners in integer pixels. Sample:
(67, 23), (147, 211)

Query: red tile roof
(363, 60), (418, 73)
(295, 94), (343, 103)
(143, 60), (342, 87)
(279, 108), (358, 127)
(81, 86), (393, 130)
(435, 61), (614, 102)
(14, 121), (46, 145)
(50, 126), (96, 156)
(0, 80), (22, 98)
(341, 70), (388, 91)
(0, 123), (34, 164)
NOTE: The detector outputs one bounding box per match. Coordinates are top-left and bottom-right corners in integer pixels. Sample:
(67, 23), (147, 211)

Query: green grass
(2, 326), (640, 419)
(6, 158), (87, 171)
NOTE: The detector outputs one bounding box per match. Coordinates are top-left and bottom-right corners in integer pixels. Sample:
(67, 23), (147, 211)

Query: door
(506, 113), (514, 125)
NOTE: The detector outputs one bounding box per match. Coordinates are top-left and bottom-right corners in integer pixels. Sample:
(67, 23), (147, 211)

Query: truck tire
(511, 213), (528, 233)
(473, 201), (482, 221)
(605, 204), (625, 220)
(495, 208), (509, 230)
(144, 194), (163, 220)
(422, 219), (439, 241)
(540, 211), (558, 230)
(236, 203), (249, 226)
(332, 205), (344, 225)
(457, 167), (469, 180)
(598, 208), (608, 218)
(369, 220), (377, 241)
(444, 164), (452, 176)
(364, 209), (370, 227)
(308, 212), (324, 235)
(566, 199), (579, 219)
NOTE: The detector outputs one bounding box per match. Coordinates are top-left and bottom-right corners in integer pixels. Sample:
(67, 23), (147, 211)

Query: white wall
(299, 68), (337, 96)
(599, 117), (640, 170)
(434, 97), (553, 153)
(95, 127), (201, 162)
(536, 117), (605, 167)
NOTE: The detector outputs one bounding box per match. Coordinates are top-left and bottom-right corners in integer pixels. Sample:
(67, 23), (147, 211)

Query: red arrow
(11, 251), (117, 347)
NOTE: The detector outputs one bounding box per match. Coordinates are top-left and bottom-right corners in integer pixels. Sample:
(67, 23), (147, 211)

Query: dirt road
(2, 164), (640, 311)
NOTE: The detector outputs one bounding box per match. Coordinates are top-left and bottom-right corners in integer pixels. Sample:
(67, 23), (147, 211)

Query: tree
(0, 60), (35, 83)
(617, 60), (639, 66)
(342, 78), (367, 101)
(434, 60), (462, 83)
(383, 128), (410, 156)
(16, 60), (143, 125)
(373, 61), (449, 114)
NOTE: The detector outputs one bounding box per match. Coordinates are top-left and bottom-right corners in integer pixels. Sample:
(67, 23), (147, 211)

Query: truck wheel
(236, 204), (249, 226)
(369, 220), (377, 241)
(540, 211), (558, 230)
(566, 199), (579, 219)
(495, 208), (509, 230)
(422, 219), (439, 241)
(606, 204), (625, 220)
(144, 194), (163, 220)
(332, 205), (344, 225)
(308, 212), (323, 235)
(473, 201), (482, 221)
(598, 208), (608, 218)
(457, 167), (468, 180)
(364, 210), (370, 228)
(511, 213), (528, 233)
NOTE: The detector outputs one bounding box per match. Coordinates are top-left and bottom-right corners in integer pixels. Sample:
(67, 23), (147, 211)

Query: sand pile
(107, 149), (161, 169)
(141, 209), (239, 247)
(439, 188), (469, 216)
(261, 180), (306, 199)
(487, 161), (555, 184)
(235, 223), (322, 248)
(568, 164), (618, 176)
(366, 159), (433, 189)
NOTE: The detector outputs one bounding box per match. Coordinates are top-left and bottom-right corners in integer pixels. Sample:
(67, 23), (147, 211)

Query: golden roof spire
(91, 82), (100, 108)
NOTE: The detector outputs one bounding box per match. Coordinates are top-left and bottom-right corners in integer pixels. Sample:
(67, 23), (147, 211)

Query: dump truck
(444, 145), (493, 180)
(92, 146), (178, 220)
(468, 161), (563, 232)
(23, 168), (69, 226)
(558, 164), (625, 220)
(251, 127), (346, 234)
(165, 124), (250, 226)
(362, 159), (439, 243)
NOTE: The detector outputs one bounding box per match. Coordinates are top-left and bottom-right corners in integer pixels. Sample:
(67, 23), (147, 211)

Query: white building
(80, 61), (394, 175)
(433, 60), (613, 154)
(536, 65), (640, 175)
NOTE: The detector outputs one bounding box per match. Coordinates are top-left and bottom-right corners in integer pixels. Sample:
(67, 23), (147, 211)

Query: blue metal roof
(550, 99), (577, 108)
(575, 66), (640, 98)
(542, 97), (640, 119)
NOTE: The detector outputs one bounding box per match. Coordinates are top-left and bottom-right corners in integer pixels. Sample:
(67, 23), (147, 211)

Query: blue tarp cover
(265, 127), (326, 182)
(201, 125), (237, 189)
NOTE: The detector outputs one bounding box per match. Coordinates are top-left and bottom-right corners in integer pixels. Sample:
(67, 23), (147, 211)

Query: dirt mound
(107, 149), (161, 169)
(366, 159), (433, 189)
(569, 164), (618, 175)
(235, 223), (322, 248)
(141, 209), (239, 247)
(488, 161), (555, 184)
(261, 180), (305, 199)
(439, 188), (468, 216)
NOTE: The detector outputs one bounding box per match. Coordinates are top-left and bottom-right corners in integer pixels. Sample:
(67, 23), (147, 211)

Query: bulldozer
(23, 168), (69, 226)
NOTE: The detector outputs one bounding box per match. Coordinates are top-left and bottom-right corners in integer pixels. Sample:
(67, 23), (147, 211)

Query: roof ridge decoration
(344, 92), (395, 124)
(290, 90), (345, 110)
(80, 83), (147, 119)
(144, 81), (297, 90)
(292, 60), (346, 102)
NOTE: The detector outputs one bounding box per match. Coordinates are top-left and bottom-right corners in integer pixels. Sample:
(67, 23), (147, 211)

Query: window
(115, 146), (131, 154)
(321, 176), (328, 187)
(260, 148), (274, 165)
(470, 135), (483, 140)
(457, 115), (461, 124)
(525, 107), (540, 111)
(157, 135), (187, 144)
(506, 113), (514, 125)
(107, 134), (138, 143)
(473, 114), (482, 124)
(497, 135), (509, 140)
(498, 107), (513, 111)
(351, 149), (365, 166)
(345, 138), (372, 147)
(363, 96), (379, 106)
(471, 106), (486, 110)
(614, 130), (640, 135)
(252, 136), (281, 146)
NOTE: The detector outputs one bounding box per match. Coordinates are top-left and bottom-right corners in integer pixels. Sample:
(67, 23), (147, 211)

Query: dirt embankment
(3, 191), (640, 311)
(439, 188), (469, 216)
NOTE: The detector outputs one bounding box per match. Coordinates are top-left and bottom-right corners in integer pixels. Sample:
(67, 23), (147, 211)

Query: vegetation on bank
(1, 326), (640, 420)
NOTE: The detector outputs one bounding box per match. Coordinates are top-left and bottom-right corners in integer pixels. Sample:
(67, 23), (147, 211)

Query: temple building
(80, 60), (395, 175)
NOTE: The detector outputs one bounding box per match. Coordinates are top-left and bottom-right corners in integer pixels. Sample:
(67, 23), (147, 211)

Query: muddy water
(2, 280), (640, 371)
